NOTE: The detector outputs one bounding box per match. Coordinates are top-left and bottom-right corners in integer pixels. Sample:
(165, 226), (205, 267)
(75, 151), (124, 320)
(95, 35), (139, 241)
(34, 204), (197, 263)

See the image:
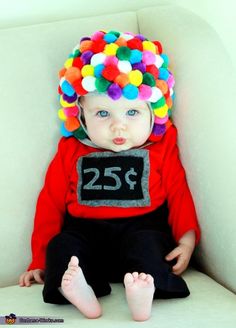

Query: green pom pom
(116, 46), (131, 60)
(109, 30), (120, 37)
(95, 77), (111, 92)
(73, 127), (87, 139)
(151, 97), (166, 109)
(168, 109), (172, 117)
(142, 73), (156, 87)
(73, 49), (81, 58)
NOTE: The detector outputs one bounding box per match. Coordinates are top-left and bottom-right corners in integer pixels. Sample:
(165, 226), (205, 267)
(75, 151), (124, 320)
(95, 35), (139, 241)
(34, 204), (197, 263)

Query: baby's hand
(19, 269), (45, 287)
(165, 243), (193, 275)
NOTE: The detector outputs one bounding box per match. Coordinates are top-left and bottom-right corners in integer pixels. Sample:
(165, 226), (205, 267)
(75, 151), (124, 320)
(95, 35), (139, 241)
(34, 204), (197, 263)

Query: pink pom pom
(154, 115), (169, 124)
(142, 51), (156, 65)
(105, 56), (118, 66)
(91, 31), (104, 41)
(138, 84), (152, 100)
(64, 106), (79, 117)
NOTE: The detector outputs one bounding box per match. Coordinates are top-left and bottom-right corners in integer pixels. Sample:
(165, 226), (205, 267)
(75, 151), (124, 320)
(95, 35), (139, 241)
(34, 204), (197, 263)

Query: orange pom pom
(59, 68), (66, 78)
(115, 37), (127, 47)
(115, 73), (129, 88)
(80, 40), (93, 52)
(65, 117), (80, 132)
(65, 67), (81, 84)
(166, 97), (173, 108)
(156, 80), (168, 94)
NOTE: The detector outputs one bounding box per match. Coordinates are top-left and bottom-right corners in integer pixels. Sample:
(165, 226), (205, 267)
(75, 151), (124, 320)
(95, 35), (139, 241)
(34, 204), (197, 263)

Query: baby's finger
(24, 271), (34, 287)
(165, 247), (181, 261)
(34, 271), (44, 284)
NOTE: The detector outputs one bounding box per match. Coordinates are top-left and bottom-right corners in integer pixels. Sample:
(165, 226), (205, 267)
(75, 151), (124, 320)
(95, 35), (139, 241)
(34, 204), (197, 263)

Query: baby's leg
(59, 256), (102, 319)
(124, 272), (155, 321)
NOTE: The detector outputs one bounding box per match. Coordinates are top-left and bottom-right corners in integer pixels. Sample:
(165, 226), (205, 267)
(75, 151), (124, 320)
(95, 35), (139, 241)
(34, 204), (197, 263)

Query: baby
(19, 30), (200, 321)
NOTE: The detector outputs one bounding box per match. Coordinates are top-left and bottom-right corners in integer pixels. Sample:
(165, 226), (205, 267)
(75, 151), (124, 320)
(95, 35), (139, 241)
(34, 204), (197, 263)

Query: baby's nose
(110, 118), (126, 131)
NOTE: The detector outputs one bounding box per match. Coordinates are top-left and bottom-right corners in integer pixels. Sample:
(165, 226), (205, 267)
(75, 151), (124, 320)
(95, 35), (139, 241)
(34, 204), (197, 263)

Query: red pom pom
(72, 79), (87, 95)
(127, 38), (143, 51)
(102, 65), (120, 81)
(73, 57), (83, 69)
(58, 85), (63, 95)
(164, 89), (170, 99)
(92, 39), (106, 53)
(146, 65), (159, 79)
(153, 41), (162, 54)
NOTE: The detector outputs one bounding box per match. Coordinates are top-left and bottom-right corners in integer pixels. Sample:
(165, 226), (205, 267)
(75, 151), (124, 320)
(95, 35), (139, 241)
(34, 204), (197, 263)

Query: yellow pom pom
(104, 43), (119, 56)
(64, 58), (73, 68)
(60, 96), (76, 108)
(58, 108), (66, 121)
(154, 104), (168, 118)
(128, 70), (143, 86)
(81, 65), (94, 77)
(142, 41), (156, 54)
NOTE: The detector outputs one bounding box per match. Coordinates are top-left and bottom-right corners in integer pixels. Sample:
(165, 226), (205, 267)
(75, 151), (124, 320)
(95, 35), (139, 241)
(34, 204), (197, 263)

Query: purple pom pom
(81, 51), (94, 64)
(63, 93), (77, 103)
(153, 123), (166, 136)
(132, 62), (146, 73)
(135, 34), (146, 41)
(80, 37), (91, 42)
(107, 83), (122, 100)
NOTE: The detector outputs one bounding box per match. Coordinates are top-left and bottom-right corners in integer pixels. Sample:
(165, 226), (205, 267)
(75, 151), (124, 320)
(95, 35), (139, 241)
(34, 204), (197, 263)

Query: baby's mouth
(113, 137), (126, 145)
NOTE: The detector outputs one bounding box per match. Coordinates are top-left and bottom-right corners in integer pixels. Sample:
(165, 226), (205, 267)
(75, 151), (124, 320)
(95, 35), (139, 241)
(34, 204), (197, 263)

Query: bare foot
(59, 256), (102, 319)
(124, 272), (155, 321)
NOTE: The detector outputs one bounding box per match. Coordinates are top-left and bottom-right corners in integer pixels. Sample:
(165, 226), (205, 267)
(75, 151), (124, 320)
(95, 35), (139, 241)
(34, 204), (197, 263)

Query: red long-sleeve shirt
(28, 125), (200, 270)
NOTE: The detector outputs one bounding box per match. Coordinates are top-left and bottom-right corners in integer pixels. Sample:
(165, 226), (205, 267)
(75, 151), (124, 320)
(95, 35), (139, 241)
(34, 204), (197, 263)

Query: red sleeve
(161, 126), (201, 245)
(27, 137), (77, 270)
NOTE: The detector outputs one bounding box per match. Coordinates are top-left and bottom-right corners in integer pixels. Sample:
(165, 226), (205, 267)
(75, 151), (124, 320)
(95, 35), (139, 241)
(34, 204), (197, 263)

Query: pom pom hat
(58, 30), (175, 141)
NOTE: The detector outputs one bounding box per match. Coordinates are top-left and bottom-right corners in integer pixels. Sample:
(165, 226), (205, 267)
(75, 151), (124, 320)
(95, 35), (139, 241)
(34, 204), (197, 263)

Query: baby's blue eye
(97, 110), (109, 117)
(127, 109), (138, 116)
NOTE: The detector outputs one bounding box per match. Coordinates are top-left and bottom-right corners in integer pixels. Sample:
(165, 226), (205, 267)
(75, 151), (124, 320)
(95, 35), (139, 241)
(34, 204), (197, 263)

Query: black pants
(43, 202), (190, 304)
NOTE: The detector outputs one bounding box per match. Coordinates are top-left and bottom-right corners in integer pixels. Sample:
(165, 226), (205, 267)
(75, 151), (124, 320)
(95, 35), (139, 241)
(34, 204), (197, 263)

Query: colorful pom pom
(81, 65), (94, 77)
(116, 46), (131, 60)
(138, 84), (152, 100)
(104, 43), (119, 56)
(107, 83), (122, 100)
(81, 76), (96, 92)
(102, 65), (120, 81)
(142, 73), (156, 87)
(122, 84), (138, 99)
(58, 29), (175, 141)
(95, 77), (111, 92)
(118, 60), (132, 73)
(129, 70), (143, 86)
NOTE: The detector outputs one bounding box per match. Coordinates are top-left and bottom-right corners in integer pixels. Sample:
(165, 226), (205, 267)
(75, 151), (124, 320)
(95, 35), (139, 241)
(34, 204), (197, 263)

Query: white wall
(0, 0), (235, 68)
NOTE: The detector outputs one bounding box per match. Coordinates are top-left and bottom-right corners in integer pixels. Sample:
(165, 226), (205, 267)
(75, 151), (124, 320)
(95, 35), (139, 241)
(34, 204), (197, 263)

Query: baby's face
(80, 94), (152, 152)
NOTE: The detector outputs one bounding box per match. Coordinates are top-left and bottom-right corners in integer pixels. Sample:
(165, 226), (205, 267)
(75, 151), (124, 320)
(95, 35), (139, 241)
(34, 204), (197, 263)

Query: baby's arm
(165, 229), (195, 275)
(19, 269), (45, 287)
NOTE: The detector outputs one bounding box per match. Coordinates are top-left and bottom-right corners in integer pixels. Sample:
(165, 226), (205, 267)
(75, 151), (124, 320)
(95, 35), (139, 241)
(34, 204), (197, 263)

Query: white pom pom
(170, 88), (174, 96)
(82, 76), (96, 92)
(118, 60), (132, 73)
(90, 53), (106, 66)
(120, 33), (134, 41)
(148, 87), (163, 102)
(155, 55), (164, 68)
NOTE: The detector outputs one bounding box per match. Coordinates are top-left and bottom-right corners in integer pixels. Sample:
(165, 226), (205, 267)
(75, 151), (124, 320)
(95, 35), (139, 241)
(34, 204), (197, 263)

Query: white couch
(0, 2), (236, 327)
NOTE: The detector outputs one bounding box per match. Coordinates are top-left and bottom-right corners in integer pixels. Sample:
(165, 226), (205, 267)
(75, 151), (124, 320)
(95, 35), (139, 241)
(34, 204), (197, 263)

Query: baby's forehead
(80, 94), (149, 110)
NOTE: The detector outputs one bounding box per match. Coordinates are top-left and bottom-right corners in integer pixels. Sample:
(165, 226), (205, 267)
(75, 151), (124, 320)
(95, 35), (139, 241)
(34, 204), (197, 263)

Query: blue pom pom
(158, 68), (170, 81)
(160, 54), (169, 66)
(60, 123), (73, 137)
(129, 49), (142, 64)
(61, 80), (75, 96)
(104, 33), (117, 43)
(122, 84), (139, 100)
(94, 64), (105, 77)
